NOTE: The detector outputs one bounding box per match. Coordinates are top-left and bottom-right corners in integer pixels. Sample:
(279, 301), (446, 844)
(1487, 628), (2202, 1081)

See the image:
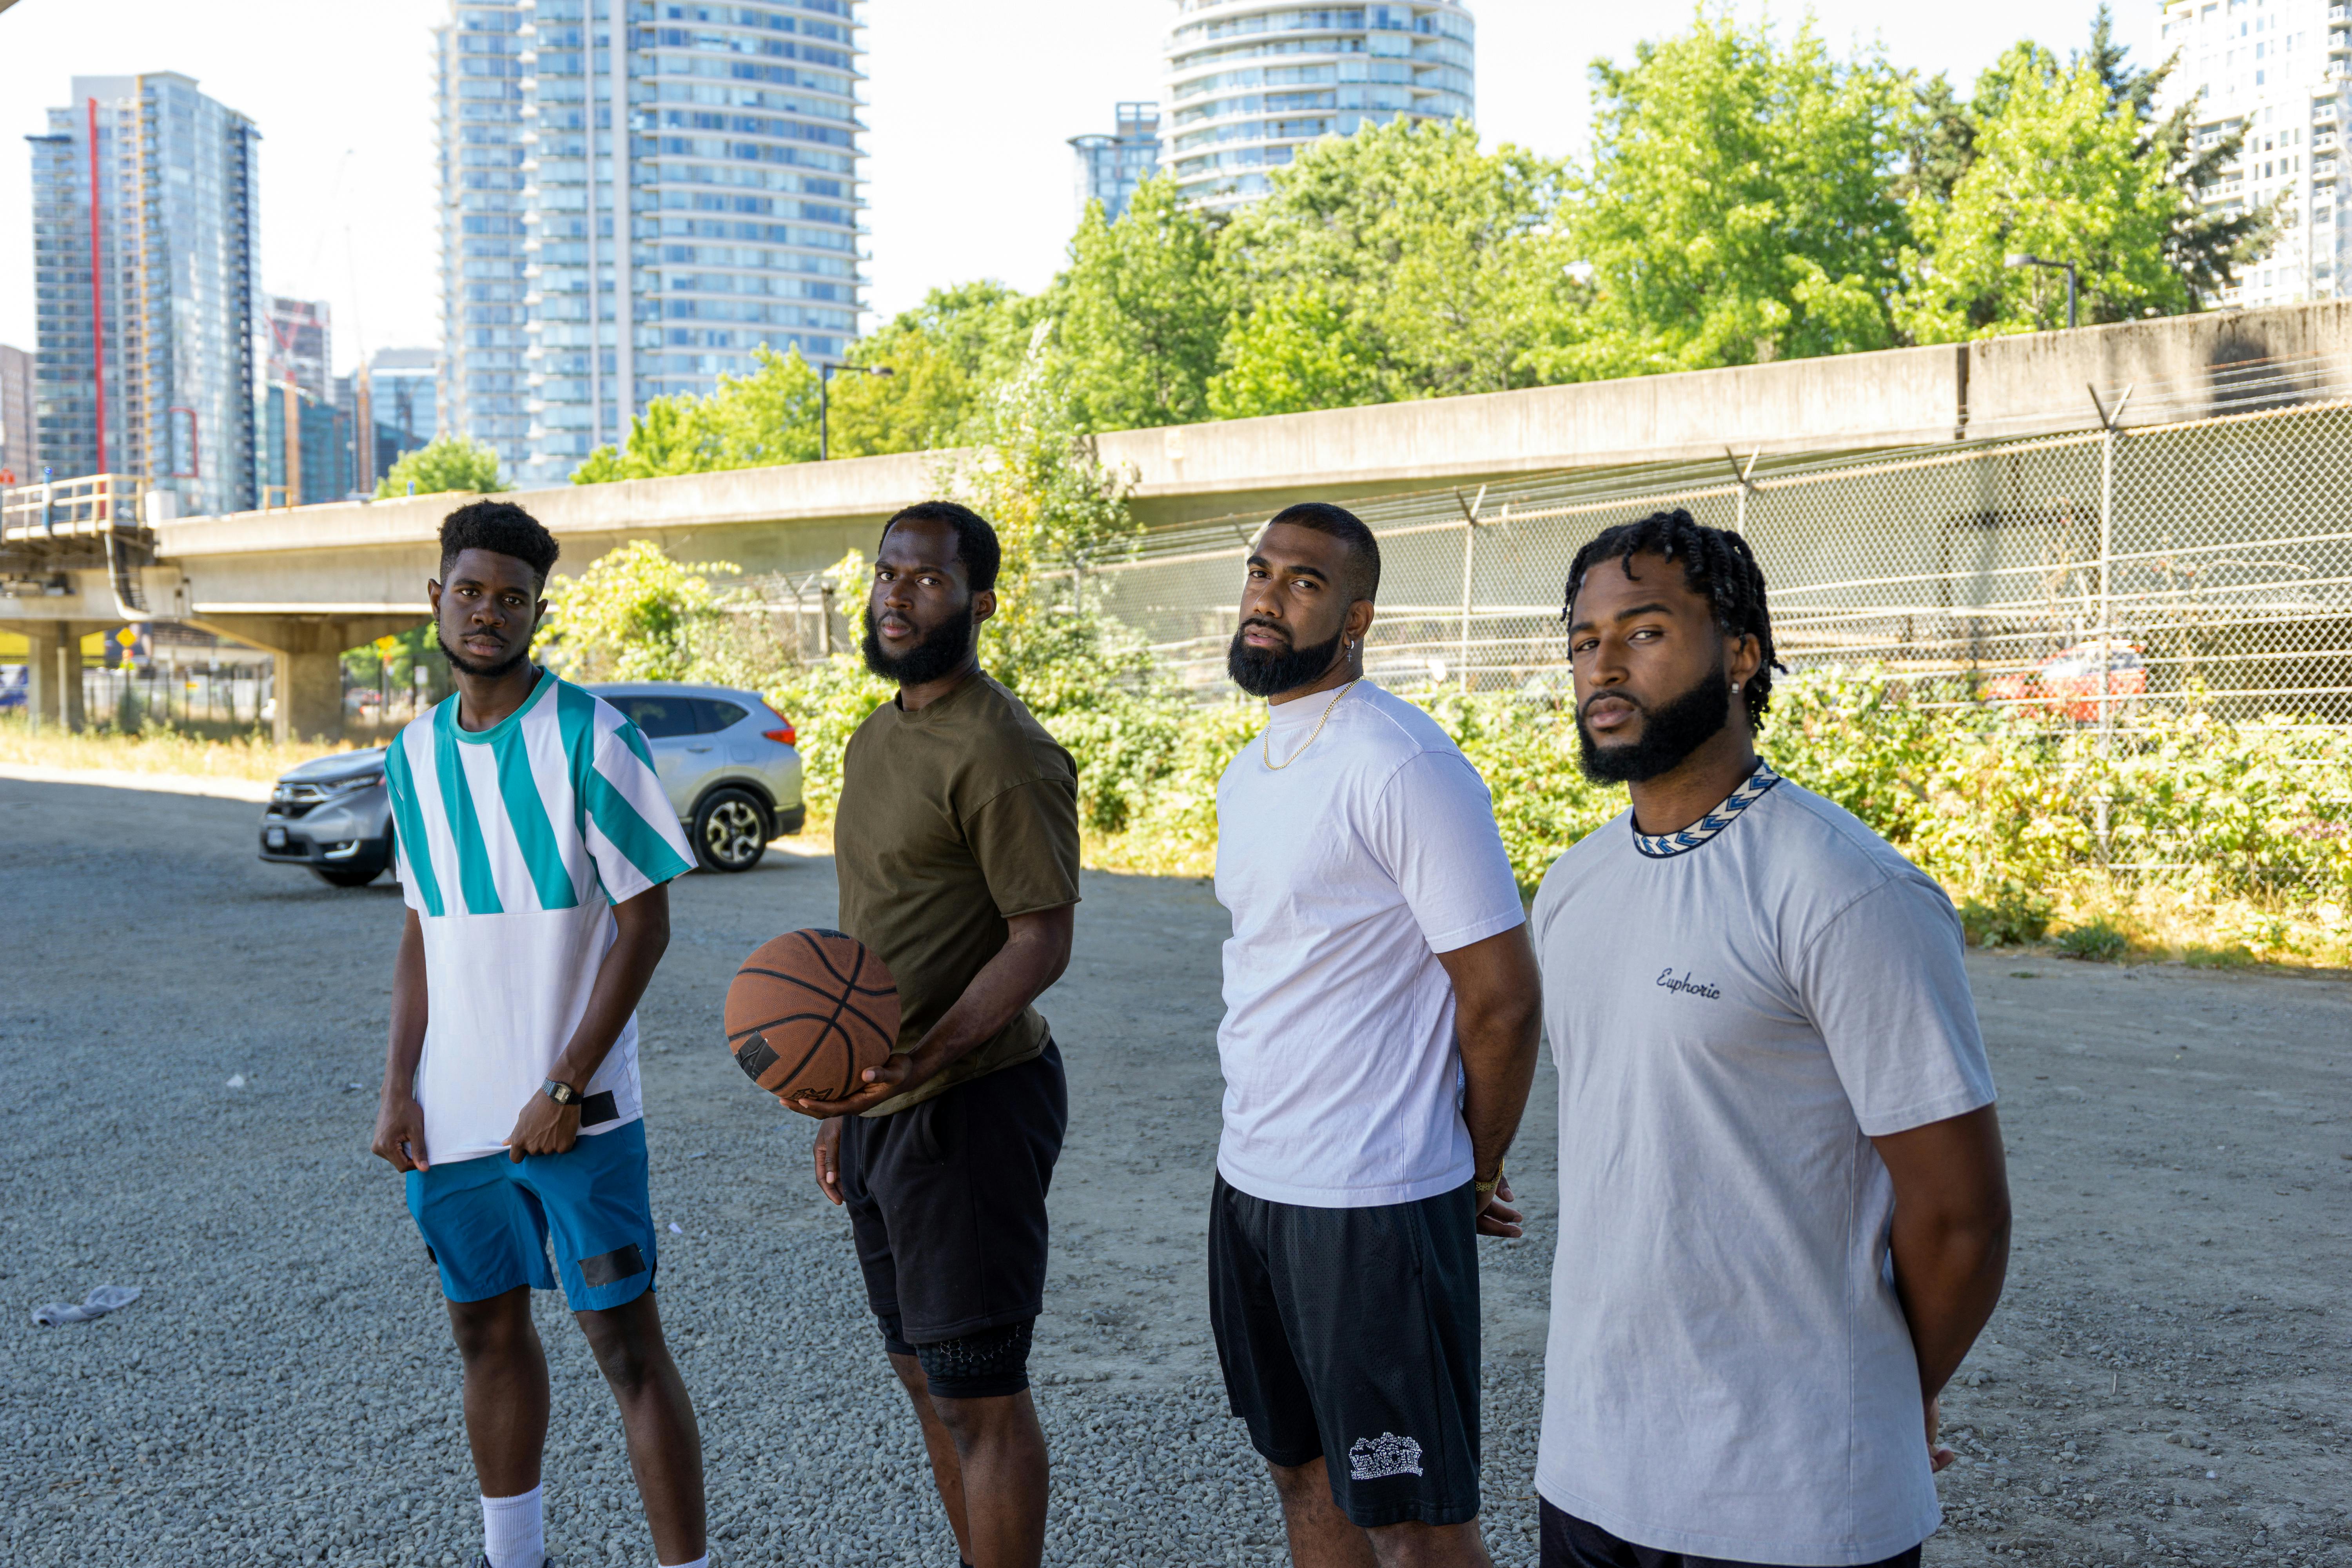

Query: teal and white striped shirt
(387, 670), (694, 1163)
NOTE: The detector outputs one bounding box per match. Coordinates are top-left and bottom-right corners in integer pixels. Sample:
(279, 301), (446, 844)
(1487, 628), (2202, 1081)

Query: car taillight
(761, 703), (797, 748)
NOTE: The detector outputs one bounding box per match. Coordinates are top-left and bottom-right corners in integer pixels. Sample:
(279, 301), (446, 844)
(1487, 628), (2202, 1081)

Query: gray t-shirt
(1529, 764), (1995, 1566)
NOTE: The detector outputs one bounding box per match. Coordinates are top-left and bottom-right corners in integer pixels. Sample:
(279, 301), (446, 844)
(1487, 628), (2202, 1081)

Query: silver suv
(589, 682), (805, 872)
(258, 679), (805, 886)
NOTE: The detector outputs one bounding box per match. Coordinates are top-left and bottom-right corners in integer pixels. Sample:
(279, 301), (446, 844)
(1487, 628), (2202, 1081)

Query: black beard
(1577, 658), (1734, 784)
(438, 630), (532, 681)
(862, 604), (976, 686)
(1227, 622), (1343, 698)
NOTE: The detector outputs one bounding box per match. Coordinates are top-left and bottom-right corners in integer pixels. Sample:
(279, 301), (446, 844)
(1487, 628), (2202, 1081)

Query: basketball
(724, 929), (900, 1102)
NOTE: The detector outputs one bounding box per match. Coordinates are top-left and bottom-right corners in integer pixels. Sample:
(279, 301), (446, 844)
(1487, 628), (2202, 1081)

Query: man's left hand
(781, 1052), (917, 1120)
(1926, 1396), (1956, 1473)
(1475, 1175), (1523, 1239)
(505, 1090), (581, 1161)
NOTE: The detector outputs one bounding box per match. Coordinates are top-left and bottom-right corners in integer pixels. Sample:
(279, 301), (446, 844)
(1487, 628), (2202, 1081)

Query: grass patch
(0, 715), (364, 783)
(2053, 920), (2131, 963)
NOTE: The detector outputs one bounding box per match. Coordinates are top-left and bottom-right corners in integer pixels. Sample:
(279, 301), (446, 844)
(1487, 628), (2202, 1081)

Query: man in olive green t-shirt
(781, 500), (1080, 1568)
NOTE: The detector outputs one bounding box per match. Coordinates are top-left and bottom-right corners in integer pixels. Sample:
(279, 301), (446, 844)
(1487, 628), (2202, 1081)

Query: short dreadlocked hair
(1562, 508), (1785, 726)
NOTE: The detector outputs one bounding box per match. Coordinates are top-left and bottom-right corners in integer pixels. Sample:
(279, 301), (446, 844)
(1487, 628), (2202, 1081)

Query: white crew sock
(480, 1485), (545, 1568)
(658, 1557), (709, 1568)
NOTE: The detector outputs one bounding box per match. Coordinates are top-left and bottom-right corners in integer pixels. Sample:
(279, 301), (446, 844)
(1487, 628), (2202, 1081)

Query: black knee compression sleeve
(915, 1317), (1035, 1399)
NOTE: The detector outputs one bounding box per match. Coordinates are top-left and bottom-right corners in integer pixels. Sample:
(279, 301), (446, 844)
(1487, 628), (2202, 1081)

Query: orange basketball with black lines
(724, 929), (900, 1102)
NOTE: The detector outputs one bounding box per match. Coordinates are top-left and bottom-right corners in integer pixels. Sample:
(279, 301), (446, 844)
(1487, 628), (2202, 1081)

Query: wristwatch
(541, 1079), (582, 1107)
(1474, 1163), (1505, 1202)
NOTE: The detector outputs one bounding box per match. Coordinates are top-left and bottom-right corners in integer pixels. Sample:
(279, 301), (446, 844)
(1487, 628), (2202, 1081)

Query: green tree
(824, 281), (1036, 457)
(2081, 3), (2271, 305)
(376, 433), (503, 499)
(1208, 289), (1383, 420)
(1895, 44), (2198, 339)
(1214, 118), (1581, 415)
(1043, 176), (1228, 432)
(572, 346), (821, 483)
(1563, 10), (1912, 377)
(1895, 7), (2272, 339)
(533, 539), (740, 681)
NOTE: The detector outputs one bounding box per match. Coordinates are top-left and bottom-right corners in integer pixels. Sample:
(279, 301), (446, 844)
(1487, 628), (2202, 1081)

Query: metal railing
(0, 473), (152, 544)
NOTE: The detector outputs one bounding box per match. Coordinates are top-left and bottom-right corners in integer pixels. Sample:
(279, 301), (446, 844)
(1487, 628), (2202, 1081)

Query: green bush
(2054, 920), (2130, 962)
(533, 348), (2352, 956)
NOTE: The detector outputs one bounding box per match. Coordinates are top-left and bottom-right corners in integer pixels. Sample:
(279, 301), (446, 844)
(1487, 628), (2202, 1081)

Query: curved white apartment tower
(1163, 0), (1475, 211)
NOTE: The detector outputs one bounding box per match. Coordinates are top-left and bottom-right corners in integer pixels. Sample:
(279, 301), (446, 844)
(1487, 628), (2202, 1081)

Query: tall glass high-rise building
(1070, 102), (1163, 225)
(1163, 2), (1475, 211)
(436, 4), (532, 479)
(25, 73), (260, 516)
(2155, 0), (2347, 307)
(436, 0), (867, 486)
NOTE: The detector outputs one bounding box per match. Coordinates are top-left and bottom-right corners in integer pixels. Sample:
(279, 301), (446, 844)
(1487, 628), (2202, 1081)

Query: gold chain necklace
(1263, 679), (1361, 770)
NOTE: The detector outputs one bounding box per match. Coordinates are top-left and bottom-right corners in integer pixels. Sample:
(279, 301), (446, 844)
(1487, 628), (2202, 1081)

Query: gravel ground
(1, 775), (2347, 1568)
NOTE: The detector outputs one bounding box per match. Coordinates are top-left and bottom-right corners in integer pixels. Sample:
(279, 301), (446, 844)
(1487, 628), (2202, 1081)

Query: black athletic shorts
(839, 1041), (1067, 1345)
(1539, 1501), (1924, 1568)
(1207, 1173), (1482, 1530)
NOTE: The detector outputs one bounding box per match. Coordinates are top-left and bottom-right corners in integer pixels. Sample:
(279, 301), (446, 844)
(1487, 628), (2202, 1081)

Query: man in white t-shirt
(1211, 502), (1542, 1568)
(1530, 508), (2013, 1568)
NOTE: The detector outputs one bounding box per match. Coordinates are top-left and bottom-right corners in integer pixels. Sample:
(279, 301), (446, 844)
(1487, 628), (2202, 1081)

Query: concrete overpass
(6, 299), (2348, 739)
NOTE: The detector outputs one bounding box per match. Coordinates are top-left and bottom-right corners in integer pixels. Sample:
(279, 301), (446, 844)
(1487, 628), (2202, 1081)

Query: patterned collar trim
(1631, 761), (1782, 859)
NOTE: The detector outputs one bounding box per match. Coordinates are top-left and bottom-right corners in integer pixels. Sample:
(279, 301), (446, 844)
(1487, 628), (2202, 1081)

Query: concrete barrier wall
(140, 300), (2352, 619)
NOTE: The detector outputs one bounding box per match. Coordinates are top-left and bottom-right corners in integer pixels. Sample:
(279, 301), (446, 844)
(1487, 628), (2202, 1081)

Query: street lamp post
(820, 362), (895, 461)
(2005, 252), (2079, 331)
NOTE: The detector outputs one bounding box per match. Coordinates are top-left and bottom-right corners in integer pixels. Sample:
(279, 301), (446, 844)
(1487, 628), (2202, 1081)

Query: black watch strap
(541, 1078), (582, 1107)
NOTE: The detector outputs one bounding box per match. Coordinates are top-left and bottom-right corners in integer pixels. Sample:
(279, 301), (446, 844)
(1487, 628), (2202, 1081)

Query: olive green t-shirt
(834, 671), (1081, 1116)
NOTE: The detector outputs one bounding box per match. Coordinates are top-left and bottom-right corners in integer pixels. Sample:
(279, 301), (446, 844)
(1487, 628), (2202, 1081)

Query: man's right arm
(370, 907), (431, 1172)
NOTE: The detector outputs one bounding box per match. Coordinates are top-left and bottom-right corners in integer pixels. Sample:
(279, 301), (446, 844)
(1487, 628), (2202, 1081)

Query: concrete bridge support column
(18, 621), (91, 733)
(192, 614), (423, 746)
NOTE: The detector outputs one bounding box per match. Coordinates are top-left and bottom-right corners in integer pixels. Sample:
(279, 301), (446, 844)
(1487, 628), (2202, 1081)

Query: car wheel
(693, 788), (769, 873)
(313, 865), (383, 888)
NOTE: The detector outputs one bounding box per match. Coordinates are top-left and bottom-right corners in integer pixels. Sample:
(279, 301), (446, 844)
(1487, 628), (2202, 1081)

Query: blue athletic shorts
(405, 1119), (658, 1313)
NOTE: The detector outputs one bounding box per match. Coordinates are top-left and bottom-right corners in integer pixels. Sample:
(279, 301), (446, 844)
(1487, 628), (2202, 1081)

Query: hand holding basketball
(725, 929), (902, 1116)
(784, 1051), (915, 1119)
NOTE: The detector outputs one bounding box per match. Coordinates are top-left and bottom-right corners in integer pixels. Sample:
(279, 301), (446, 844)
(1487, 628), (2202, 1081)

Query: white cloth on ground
(31, 1285), (140, 1326)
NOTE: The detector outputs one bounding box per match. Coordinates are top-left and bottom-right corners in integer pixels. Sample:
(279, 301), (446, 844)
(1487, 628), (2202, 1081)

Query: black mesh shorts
(839, 1042), (1067, 1347)
(1207, 1173), (1483, 1530)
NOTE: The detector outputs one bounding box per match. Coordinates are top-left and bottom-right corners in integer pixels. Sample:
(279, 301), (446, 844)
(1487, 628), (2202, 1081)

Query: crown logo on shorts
(1348, 1432), (1425, 1481)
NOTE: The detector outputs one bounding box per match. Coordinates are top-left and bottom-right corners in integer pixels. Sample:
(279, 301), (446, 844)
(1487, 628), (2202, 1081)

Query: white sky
(0, 0), (2143, 376)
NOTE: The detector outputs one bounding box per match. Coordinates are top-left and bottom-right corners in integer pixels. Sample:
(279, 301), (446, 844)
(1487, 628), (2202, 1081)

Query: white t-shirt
(1214, 680), (1527, 1208)
(387, 672), (695, 1164)
(1529, 763), (1995, 1566)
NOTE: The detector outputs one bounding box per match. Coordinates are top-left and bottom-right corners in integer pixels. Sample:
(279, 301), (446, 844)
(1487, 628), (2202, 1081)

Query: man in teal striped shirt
(370, 501), (709, 1568)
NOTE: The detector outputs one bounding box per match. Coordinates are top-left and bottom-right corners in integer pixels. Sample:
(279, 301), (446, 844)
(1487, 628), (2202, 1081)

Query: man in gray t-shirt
(1530, 510), (2012, 1568)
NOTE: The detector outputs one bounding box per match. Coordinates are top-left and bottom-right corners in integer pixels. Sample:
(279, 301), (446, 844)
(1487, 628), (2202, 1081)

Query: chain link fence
(1084, 398), (2352, 739)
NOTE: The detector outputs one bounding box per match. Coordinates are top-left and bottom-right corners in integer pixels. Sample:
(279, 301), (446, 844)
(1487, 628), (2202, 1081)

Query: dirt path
(0, 777), (2345, 1566)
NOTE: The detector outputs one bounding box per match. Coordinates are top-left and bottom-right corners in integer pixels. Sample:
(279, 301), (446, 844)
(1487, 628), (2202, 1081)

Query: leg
(886, 1349), (974, 1563)
(575, 1291), (705, 1566)
(1270, 1456), (1380, 1568)
(446, 1285), (551, 1497)
(926, 1388), (1049, 1568)
(1366, 1517), (1494, 1568)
